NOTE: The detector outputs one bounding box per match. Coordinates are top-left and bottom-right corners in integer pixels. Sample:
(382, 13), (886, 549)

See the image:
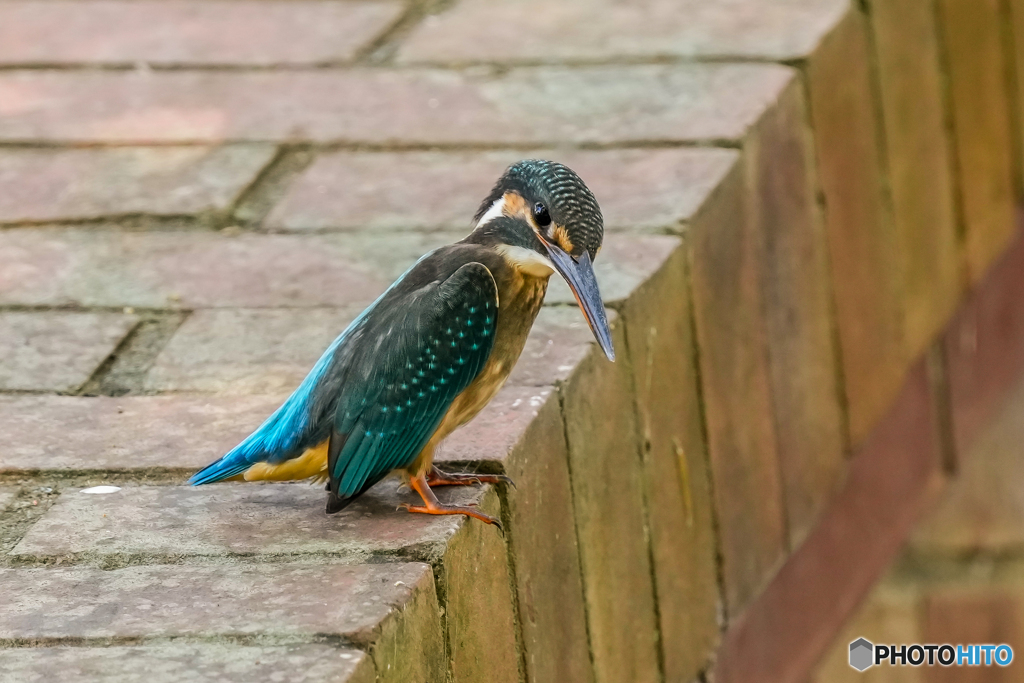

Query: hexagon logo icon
(849, 638), (874, 671)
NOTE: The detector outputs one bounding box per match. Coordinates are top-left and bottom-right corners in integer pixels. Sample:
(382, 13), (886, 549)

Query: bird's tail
(189, 371), (319, 486)
(188, 436), (262, 485)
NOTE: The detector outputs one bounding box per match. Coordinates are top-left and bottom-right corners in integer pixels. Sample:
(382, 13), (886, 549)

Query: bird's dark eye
(533, 202), (551, 227)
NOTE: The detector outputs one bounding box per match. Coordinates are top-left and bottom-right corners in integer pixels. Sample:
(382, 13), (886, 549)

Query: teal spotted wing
(326, 262), (499, 508)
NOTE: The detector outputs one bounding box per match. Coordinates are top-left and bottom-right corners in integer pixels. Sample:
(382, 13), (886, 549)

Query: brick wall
(0, 1), (1022, 682)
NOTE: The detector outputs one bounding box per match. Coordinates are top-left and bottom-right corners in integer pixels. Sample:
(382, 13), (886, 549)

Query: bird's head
(473, 159), (614, 361)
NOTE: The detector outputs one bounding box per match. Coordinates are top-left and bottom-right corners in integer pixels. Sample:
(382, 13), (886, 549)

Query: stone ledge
(0, 1), (403, 68)
(0, 64), (793, 145)
(265, 148), (738, 234)
(0, 311), (138, 393)
(0, 229), (673, 310)
(0, 146), (276, 226)
(10, 483), (478, 564)
(0, 643), (374, 683)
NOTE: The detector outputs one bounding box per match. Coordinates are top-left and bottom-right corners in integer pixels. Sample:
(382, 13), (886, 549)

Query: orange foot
(425, 465), (515, 489)
(399, 474), (503, 531)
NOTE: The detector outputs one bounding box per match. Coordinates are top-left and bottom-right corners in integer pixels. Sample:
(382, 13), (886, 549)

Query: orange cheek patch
(501, 191), (530, 220)
(552, 224), (575, 254)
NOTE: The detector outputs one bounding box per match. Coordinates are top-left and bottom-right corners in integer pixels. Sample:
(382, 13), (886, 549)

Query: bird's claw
(494, 474), (516, 490)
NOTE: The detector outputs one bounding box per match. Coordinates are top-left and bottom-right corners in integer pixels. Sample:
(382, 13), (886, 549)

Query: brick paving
(0, 0), (1019, 681)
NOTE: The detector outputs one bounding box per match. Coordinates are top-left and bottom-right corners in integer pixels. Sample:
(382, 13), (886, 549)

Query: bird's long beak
(543, 242), (616, 362)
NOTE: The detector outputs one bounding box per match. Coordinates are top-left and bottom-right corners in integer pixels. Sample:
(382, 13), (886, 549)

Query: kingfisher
(189, 160), (615, 528)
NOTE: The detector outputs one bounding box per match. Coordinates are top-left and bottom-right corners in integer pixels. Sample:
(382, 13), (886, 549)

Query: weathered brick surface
(911, 377), (1024, 554)
(435, 384), (555, 466)
(622, 242), (719, 680)
(0, 65), (792, 144)
(0, 1), (402, 67)
(0, 228), (452, 309)
(439, 487), (520, 683)
(0, 487), (17, 510)
(368, 570), (447, 683)
(943, 228), (1024, 460)
(868, 0), (961, 359)
(144, 308), (361, 394)
(398, 0), (848, 63)
(938, 0), (1018, 283)
(562, 324), (660, 683)
(13, 484), (480, 561)
(501, 391), (594, 683)
(0, 146), (275, 224)
(711, 362), (944, 683)
(0, 561), (434, 643)
(0, 645), (374, 683)
(689, 159), (786, 613)
(0, 395), (284, 472)
(806, 8), (907, 445)
(267, 148), (738, 233)
(0, 311), (138, 392)
(0, 229), (663, 310)
(746, 77), (846, 546)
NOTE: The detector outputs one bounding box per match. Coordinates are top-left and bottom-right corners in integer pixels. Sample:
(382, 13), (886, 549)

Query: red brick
(0, 0), (403, 66)
(0, 311), (137, 392)
(266, 148), (737, 233)
(938, 0), (1018, 283)
(868, 0), (962, 358)
(0, 561), (436, 644)
(944, 227), (1024, 458)
(0, 64), (792, 144)
(0, 146), (275, 224)
(689, 158), (786, 613)
(924, 590), (1021, 683)
(144, 308), (361, 394)
(0, 228), (452, 309)
(806, 8), (907, 445)
(746, 77), (846, 546)
(562, 323), (661, 683)
(0, 394), (284, 472)
(12, 483), (481, 560)
(711, 362), (945, 683)
(398, 0), (848, 63)
(0, 228), (663, 309)
(911, 377), (1024, 554)
(0, 645), (374, 683)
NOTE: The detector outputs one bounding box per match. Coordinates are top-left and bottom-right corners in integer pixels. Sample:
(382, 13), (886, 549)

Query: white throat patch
(496, 244), (555, 278)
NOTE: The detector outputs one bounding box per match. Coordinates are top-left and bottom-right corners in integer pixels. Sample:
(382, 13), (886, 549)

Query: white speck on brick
(81, 486), (121, 494)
